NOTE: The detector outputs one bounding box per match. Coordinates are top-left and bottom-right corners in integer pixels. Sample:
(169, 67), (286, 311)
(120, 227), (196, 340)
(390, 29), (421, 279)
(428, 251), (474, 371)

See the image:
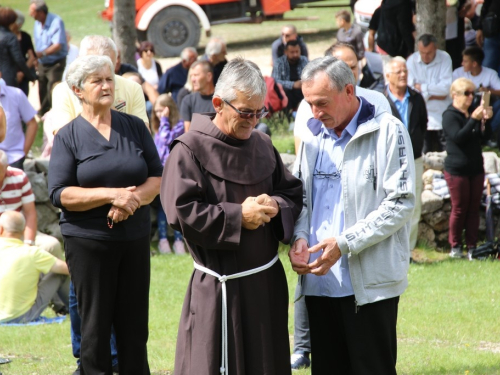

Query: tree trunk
(113, 0), (137, 67)
(415, 0), (447, 49)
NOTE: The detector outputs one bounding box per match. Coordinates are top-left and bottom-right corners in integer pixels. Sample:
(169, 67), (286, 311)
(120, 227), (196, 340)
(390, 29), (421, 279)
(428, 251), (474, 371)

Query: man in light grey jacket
(289, 56), (415, 375)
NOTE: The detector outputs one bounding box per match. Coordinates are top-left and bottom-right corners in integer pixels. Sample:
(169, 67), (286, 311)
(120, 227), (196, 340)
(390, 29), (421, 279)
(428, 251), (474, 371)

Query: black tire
(147, 6), (201, 57)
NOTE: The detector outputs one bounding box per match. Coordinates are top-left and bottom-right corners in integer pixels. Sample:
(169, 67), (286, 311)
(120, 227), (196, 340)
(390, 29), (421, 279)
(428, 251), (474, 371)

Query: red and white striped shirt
(0, 167), (35, 213)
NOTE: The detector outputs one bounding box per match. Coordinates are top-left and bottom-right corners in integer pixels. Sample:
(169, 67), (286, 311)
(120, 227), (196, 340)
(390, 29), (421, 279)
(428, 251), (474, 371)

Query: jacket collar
(307, 96), (375, 136)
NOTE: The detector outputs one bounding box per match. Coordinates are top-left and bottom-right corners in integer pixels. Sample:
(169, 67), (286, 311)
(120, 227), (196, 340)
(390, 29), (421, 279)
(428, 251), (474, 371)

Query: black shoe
(112, 363), (119, 374)
(55, 306), (69, 316)
(72, 364), (81, 375)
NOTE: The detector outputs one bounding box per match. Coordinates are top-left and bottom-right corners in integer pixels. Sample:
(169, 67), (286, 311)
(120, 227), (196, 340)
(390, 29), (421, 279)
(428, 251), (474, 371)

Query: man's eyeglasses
(313, 170), (341, 180)
(461, 90), (474, 97)
(223, 99), (269, 120)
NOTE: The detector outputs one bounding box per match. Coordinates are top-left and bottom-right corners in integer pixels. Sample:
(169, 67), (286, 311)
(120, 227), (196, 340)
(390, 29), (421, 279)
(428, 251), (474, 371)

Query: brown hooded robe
(161, 114), (303, 375)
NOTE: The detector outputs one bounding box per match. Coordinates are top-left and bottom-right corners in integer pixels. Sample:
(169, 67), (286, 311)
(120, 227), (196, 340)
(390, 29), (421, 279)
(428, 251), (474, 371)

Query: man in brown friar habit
(161, 57), (303, 375)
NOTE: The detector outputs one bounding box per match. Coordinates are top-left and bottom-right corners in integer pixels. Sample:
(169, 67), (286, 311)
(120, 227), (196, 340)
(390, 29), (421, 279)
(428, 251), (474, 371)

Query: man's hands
(108, 186), (141, 223)
(308, 238), (342, 275)
(288, 238), (310, 274)
(288, 237), (342, 276)
(241, 194), (279, 230)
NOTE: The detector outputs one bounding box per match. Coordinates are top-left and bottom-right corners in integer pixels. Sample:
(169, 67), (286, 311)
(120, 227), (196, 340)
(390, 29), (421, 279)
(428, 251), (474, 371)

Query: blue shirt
(302, 102), (362, 298)
(387, 87), (410, 129)
(33, 13), (67, 65)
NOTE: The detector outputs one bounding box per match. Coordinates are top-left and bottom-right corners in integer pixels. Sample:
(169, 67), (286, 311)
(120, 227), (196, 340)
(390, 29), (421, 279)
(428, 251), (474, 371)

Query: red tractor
(101, 0), (320, 57)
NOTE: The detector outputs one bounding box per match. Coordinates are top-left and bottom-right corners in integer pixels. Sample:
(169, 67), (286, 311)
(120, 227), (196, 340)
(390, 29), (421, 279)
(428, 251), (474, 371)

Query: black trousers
(305, 295), (399, 375)
(64, 235), (151, 375)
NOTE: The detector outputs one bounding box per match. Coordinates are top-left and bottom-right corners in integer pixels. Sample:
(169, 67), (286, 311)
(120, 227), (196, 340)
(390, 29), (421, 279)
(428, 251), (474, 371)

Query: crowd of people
(0, 0), (499, 374)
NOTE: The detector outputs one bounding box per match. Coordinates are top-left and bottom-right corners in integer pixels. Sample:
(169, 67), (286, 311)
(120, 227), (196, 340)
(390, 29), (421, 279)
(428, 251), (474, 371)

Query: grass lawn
(1, 246), (499, 375)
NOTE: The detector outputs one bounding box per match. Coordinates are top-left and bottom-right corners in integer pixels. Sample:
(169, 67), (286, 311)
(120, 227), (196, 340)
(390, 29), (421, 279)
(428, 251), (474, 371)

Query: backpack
(264, 76), (288, 114)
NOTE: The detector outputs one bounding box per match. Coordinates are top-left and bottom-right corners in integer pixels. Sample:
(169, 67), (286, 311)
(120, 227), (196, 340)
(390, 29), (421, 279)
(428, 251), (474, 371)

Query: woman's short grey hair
(205, 37), (225, 57)
(301, 56), (356, 92)
(214, 57), (266, 102)
(14, 10), (25, 27)
(0, 150), (9, 166)
(79, 35), (118, 61)
(66, 55), (115, 97)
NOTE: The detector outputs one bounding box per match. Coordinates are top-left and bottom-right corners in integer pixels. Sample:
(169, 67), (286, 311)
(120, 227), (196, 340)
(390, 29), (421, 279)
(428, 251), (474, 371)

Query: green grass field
(1, 247), (499, 375)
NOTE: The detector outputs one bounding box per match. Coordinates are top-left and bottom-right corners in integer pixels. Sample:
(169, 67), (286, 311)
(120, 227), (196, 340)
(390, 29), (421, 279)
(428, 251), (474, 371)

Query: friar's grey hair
(0, 211), (26, 234)
(66, 55), (115, 99)
(301, 56), (356, 93)
(181, 47), (197, 61)
(213, 57), (266, 102)
(0, 150), (9, 166)
(205, 37), (225, 57)
(79, 35), (118, 64)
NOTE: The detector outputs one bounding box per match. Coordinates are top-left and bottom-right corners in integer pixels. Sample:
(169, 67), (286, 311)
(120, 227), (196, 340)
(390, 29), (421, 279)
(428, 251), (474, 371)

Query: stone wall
(27, 152), (500, 251)
(24, 159), (62, 241)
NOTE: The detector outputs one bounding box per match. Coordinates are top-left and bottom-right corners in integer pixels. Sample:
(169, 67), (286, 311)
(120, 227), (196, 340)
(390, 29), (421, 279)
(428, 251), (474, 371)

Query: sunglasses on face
(222, 99), (269, 119)
(461, 90), (474, 97)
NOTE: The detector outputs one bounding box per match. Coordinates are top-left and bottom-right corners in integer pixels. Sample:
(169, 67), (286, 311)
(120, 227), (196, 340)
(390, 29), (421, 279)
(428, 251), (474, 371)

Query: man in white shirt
(407, 34), (453, 153)
(453, 46), (500, 138)
(291, 42), (391, 370)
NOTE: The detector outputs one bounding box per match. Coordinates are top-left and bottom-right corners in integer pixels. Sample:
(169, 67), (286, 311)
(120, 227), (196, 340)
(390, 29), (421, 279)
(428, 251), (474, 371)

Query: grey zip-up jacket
(292, 97), (416, 306)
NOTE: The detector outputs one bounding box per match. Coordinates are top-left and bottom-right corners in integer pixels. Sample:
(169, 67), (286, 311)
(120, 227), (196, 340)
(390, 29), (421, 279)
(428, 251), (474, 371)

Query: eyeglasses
(313, 171), (341, 180)
(461, 90), (474, 97)
(222, 99), (269, 120)
(143, 49), (154, 53)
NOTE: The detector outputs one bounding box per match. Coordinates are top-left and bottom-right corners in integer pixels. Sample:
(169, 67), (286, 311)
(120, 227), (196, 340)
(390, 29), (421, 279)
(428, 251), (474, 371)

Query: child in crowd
(152, 94), (186, 254)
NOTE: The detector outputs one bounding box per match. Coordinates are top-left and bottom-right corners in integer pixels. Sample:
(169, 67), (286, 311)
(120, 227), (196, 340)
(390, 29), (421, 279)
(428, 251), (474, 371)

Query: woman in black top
(0, 8), (36, 88)
(48, 55), (162, 374)
(442, 77), (493, 259)
(10, 10), (36, 96)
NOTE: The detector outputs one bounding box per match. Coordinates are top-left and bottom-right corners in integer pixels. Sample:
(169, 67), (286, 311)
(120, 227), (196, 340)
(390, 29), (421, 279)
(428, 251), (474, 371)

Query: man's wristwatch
(24, 240), (35, 246)
(42, 51), (47, 57)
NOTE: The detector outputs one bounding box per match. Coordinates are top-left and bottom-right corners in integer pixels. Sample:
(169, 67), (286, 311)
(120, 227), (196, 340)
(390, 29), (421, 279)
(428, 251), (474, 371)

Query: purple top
(154, 117), (185, 165)
(0, 79), (37, 163)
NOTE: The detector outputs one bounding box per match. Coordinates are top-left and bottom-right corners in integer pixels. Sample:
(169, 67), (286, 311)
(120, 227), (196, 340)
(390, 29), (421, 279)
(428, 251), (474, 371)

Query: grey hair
(30, 0), (48, 13)
(0, 211), (26, 234)
(385, 56), (407, 74)
(418, 34), (438, 47)
(214, 57), (266, 102)
(66, 55), (115, 97)
(181, 47), (197, 61)
(14, 10), (25, 27)
(205, 37), (225, 57)
(0, 150), (8, 166)
(301, 56), (356, 92)
(79, 35), (118, 64)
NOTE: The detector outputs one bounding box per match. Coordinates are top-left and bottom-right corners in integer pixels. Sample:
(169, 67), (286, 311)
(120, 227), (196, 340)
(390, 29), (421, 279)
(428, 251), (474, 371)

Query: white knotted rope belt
(193, 253), (279, 375)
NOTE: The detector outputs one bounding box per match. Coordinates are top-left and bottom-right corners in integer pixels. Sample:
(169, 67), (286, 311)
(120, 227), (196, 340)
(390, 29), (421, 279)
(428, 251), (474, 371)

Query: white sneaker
(173, 240), (187, 255)
(159, 239), (172, 254)
(449, 247), (463, 258)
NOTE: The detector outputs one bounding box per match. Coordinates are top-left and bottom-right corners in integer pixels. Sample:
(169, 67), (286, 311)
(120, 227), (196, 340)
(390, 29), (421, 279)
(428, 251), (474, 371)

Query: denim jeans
(157, 205), (183, 242)
(483, 34), (500, 75)
(69, 281), (118, 367)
